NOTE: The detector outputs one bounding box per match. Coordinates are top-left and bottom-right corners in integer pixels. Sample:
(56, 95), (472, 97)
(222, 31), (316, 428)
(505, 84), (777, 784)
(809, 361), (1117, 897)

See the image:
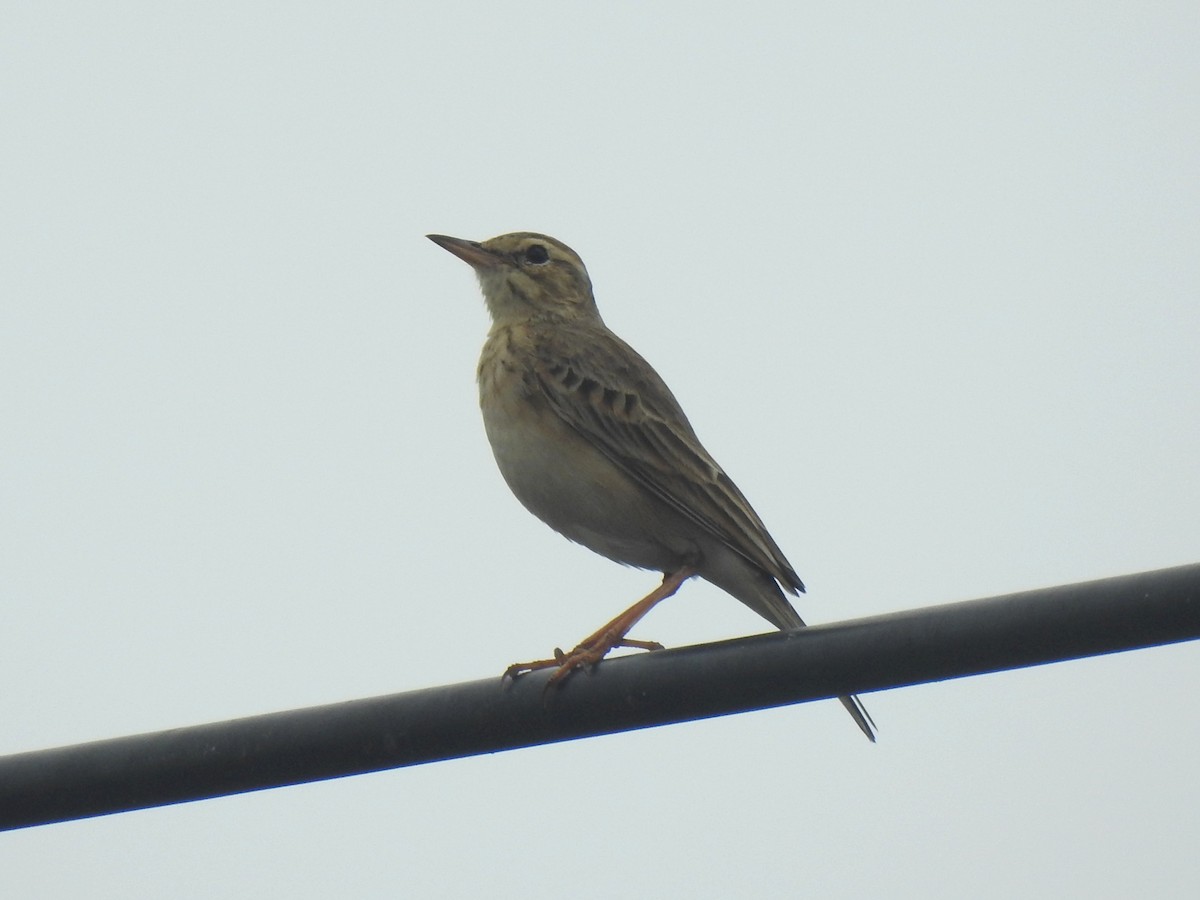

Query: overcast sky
(2, 3), (1198, 897)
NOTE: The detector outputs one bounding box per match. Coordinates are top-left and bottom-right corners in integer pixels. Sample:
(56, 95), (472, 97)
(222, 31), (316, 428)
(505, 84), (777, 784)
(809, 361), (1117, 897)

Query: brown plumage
(429, 231), (875, 741)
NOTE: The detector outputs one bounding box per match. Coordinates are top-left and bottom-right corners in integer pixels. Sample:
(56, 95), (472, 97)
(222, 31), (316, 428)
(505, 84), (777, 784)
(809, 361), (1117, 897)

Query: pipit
(428, 231), (875, 741)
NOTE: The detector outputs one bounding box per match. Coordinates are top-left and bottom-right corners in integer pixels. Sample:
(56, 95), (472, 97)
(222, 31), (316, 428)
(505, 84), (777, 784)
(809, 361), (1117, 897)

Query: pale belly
(478, 373), (696, 573)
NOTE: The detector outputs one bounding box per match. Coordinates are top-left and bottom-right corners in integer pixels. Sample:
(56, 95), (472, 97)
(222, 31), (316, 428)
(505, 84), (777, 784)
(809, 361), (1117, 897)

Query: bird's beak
(426, 234), (504, 270)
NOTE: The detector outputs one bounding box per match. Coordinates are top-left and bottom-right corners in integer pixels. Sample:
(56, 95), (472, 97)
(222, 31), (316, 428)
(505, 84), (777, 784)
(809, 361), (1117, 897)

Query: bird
(427, 231), (876, 741)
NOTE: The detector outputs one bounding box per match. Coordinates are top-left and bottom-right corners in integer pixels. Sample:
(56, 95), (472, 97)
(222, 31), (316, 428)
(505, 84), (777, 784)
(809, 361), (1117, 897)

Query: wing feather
(532, 324), (804, 592)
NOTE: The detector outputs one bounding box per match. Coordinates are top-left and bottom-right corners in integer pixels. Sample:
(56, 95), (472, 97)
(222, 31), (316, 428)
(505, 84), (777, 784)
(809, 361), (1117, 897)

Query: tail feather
(839, 694), (877, 743)
(700, 552), (877, 741)
(752, 573), (878, 742)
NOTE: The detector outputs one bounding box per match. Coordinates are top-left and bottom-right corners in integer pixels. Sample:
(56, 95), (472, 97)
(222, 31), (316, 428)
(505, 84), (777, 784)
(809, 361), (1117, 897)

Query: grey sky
(2, 3), (1198, 897)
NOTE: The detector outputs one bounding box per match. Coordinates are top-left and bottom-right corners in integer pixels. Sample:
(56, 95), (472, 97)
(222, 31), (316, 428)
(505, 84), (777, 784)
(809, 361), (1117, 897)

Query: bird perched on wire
(428, 231), (875, 741)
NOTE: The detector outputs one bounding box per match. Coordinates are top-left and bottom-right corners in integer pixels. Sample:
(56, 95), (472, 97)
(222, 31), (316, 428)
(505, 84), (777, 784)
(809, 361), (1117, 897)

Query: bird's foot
(501, 633), (665, 689)
(613, 637), (665, 652)
(501, 568), (693, 690)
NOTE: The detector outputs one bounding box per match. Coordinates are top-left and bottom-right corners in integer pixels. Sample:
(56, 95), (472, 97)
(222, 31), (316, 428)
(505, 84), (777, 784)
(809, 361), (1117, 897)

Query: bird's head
(427, 232), (600, 325)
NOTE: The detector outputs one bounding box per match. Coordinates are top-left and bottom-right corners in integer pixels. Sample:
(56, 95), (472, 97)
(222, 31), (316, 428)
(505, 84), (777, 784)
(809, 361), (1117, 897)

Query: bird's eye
(524, 244), (550, 265)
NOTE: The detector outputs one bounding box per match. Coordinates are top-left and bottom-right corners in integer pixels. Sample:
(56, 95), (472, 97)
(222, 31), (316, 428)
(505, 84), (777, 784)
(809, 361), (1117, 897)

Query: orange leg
(503, 567), (696, 686)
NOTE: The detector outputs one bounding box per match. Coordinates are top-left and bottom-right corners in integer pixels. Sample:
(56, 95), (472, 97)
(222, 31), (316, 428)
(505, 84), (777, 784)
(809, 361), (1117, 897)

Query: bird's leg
(502, 566), (695, 686)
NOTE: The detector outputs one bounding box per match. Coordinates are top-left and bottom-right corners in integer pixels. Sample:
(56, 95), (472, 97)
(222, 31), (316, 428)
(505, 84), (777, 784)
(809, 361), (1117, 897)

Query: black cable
(2, 562), (1197, 831)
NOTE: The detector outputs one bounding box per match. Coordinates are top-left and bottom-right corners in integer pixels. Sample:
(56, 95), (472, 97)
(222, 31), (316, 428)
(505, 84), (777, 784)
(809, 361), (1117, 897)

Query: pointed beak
(426, 234), (504, 270)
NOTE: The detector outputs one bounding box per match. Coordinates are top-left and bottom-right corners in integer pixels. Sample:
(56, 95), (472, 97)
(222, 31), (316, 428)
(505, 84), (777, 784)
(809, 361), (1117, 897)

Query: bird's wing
(531, 324), (803, 592)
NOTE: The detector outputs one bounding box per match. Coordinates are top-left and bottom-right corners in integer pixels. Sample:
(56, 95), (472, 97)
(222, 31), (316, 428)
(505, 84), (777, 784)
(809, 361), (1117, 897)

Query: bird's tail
(705, 560), (877, 741)
(838, 694), (877, 743)
(758, 579), (877, 742)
